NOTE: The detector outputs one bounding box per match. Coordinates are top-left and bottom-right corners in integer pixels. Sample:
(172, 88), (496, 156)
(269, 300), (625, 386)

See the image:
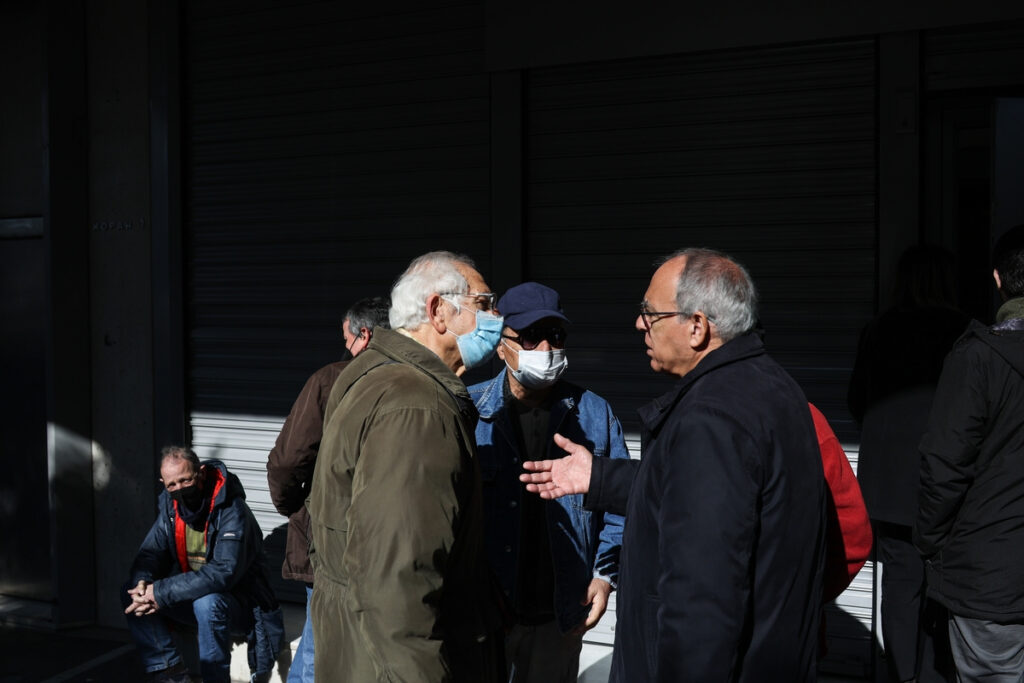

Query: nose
(635, 314), (647, 332)
(535, 339), (552, 351)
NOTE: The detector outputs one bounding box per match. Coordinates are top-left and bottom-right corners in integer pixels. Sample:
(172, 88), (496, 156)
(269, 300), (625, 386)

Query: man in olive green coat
(306, 251), (506, 682)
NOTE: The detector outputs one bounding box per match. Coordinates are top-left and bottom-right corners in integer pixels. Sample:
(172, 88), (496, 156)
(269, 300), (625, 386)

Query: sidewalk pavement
(0, 616), (873, 683)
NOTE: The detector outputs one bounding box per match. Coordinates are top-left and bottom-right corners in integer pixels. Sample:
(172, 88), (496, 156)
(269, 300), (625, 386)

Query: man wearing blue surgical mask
(468, 282), (629, 683)
(307, 251), (507, 682)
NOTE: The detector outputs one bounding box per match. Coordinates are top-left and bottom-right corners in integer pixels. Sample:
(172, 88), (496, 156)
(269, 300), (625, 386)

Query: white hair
(669, 248), (758, 342)
(388, 251), (476, 330)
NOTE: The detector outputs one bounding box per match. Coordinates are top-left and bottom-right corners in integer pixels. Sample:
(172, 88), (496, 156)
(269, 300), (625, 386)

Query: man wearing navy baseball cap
(467, 282), (630, 682)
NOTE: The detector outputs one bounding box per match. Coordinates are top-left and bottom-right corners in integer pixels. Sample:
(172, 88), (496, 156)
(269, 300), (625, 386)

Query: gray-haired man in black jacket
(522, 248), (826, 682)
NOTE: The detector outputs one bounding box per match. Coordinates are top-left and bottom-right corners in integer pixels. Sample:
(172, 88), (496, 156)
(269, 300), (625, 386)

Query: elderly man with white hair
(306, 251), (506, 682)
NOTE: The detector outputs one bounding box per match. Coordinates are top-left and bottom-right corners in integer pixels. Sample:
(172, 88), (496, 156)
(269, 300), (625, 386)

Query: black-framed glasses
(639, 302), (684, 329)
(502, 325), (568, 350)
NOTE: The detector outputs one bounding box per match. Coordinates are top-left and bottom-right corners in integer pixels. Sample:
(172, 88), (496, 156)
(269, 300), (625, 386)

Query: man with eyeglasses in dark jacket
(520, 249), (826, 683)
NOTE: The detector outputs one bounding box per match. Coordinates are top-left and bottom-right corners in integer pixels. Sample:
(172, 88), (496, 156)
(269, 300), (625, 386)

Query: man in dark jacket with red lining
(916, 225), (1024, 681)
(124, 447), (280, 683)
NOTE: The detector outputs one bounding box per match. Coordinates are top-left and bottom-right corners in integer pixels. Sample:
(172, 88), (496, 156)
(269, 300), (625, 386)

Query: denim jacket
(469, 369), (628, 633)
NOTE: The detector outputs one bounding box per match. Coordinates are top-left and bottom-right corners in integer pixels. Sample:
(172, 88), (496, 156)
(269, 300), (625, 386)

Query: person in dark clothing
(265, 295), (389, 683)
(124, 447), (282, 683)
(848, 246), (967, 682)
(916, 225), (1024, 682)
(523, 248), (826, 682)
(468, 282), (628, 682)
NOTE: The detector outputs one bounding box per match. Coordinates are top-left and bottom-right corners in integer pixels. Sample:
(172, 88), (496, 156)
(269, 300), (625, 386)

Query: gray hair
(668, 248), (758, 342)
(344, 296), (391, 337)
(160, 445), (200, 473)
(389, 251), (476, 330)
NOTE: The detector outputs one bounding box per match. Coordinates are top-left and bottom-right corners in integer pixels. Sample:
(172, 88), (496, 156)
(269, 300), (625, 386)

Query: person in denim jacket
(468, 282), (628, 683)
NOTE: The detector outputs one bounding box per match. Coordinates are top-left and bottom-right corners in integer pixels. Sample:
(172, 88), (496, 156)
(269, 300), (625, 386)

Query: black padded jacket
(916, 306), (1024, 622)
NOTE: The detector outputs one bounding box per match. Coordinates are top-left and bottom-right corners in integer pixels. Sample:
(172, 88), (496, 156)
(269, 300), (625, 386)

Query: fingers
(523, 482), (565, 499)
(521, 460), (554, 473)
(584, 591), (608, 630)
(552, 432), (577, 452)
(124, 599), (154, 616)
(125, 582), (157, 616)
(519, 470), (553, 483)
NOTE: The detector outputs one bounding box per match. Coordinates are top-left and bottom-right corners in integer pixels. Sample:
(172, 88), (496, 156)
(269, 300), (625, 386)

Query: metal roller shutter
(925, 19), (1024, 92)
(182, 0), (490, 602)
(523, 38), (877, 676)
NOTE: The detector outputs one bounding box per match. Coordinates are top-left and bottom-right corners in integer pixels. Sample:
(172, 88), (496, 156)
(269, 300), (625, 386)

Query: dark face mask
(170, 483), (205, 513)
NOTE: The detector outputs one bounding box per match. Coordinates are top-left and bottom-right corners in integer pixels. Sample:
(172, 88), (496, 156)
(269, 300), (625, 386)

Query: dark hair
(160, 445), (200, 472)
(993, 225), (1024, 299)
(345, 296), (391, 337)
(892, 245), (959, 310)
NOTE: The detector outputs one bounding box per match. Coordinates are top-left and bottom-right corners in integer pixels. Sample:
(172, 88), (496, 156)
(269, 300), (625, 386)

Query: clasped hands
(124, 580), (160, 617)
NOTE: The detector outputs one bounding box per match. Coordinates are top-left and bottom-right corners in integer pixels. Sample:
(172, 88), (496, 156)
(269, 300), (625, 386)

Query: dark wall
(0, 1), (49, 603)
(0, 1), (44, 216)
(486, 0), (1024, 70)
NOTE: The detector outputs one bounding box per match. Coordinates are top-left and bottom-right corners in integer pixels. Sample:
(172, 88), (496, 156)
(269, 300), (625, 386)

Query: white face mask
(505, 343), (568, 389)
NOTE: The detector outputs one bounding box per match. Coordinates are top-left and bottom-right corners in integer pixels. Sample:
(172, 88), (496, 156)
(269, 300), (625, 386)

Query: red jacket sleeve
(809, 403), (873, 602)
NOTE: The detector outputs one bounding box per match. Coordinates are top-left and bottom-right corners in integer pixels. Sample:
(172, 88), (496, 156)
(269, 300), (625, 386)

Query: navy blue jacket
(469, 369), (627, 633)
(129, 459), (276, 611)
(592, 332), (825, 682)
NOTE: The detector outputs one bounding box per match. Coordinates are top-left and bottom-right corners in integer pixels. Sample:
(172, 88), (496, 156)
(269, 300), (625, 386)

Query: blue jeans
(286, 585), (315, 683)
(123, 584), (251, 683)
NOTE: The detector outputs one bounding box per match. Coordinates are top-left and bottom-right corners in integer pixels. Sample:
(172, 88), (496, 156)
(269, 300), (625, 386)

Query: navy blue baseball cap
(497, 282), (571, 330)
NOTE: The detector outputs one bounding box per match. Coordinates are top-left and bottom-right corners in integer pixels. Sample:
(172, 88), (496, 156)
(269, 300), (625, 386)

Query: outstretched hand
(519, 433), (593, 499)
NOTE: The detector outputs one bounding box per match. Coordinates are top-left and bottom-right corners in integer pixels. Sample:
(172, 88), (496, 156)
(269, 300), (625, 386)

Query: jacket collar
(967, 310), (1024, 376)
(474, 367), (577, 422)
(368, 327), (477, 421)
(995, 297), (1024, 326)
(638, 331), (765, 433)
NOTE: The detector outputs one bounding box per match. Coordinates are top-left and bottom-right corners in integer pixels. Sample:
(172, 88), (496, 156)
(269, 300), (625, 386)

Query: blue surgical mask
(445, 301), (504, 370)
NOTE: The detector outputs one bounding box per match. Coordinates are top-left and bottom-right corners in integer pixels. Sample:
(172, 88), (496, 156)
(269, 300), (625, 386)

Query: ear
(359, 326), (371, 340)
(426, 293), (449, 334)
(496, 340), (508, 362)
(994, 268), (1003, 291)
(688, 312), (711, 350)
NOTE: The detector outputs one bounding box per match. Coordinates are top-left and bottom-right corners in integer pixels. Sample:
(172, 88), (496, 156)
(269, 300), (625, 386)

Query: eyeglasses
(639, 302), (685, 329)
(442, 291), (497, 312)
(502, 326), (568, 350)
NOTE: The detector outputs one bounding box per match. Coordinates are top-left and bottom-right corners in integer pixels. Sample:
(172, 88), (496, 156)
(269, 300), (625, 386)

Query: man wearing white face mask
(307, 251), (507, 682)
(468, 282), (629, 683)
